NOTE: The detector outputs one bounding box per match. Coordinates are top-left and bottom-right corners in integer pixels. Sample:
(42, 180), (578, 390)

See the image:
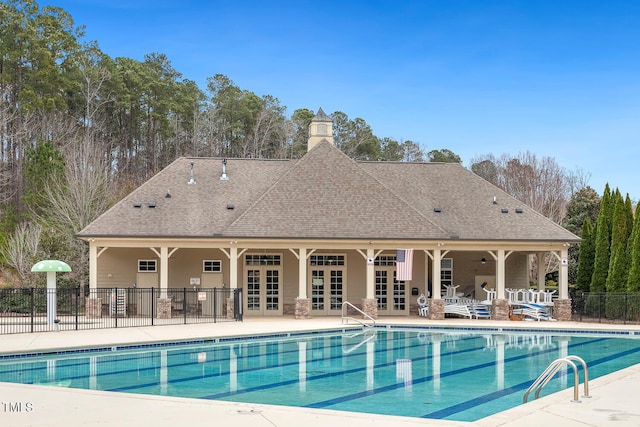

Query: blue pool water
(1, 327), (639, 422)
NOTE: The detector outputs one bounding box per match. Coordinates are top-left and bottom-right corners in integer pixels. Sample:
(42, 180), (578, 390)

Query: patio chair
(417, 293), (429, 317)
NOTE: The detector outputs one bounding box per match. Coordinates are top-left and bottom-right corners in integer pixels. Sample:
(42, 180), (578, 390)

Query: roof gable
(225, 141), (449, 239)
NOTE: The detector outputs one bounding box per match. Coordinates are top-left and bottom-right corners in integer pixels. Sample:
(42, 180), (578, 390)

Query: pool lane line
(304, 337), (608, 409)
(0, 329), (399, 380)
(200, 337), (607, 402)
(108, 334), (485, 393)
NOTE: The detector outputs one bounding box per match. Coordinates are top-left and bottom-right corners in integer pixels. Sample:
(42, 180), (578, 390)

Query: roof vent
(515, 208), (524, 213)
(220, 158), (229, 181)
(165, 190), (171, 198)
(133, 202), (142, 208)
(433, 207), (442, 213)
(148, 201), (156, 208)
(188, 161), (196, 185)
(226, 203), (235, 210)
(501, 208), (509, 213)
(493, 196), (497, 204)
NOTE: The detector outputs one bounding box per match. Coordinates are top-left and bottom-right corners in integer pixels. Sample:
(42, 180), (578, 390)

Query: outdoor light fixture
(481, 257), (486, 265)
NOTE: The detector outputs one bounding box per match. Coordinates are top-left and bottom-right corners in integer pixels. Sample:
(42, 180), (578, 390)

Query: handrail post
(341, 301), (375, 327)
(525, 356), (589, 404)
(565, 355), (591, 398)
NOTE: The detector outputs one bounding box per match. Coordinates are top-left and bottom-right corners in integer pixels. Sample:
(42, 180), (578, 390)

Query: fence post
(151, 287), (155, 326)
(114, 288), (118, 328)
(213, 288), (217, 323)
(30, 288), (35, 333)
(234, 289), (242, 321)
(75, 287), (79, 330)
(183, 287), (187, 324)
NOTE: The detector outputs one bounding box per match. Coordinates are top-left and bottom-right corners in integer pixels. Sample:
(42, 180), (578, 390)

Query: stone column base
(85, 297), (102, 318)
(492, 299), (510, 321)
(361, 298), (378, 320)
(428, 299), (444, 320)
(295, 298), (311, 319)
(553, 299), (572, 321)
(156, 298), (172, 319)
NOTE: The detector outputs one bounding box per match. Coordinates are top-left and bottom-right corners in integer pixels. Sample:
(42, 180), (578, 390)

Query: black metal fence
(0, 287), (243, 335)
(571, 291), (640, 324)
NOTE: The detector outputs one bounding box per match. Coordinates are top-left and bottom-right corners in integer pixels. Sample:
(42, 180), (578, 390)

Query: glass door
(375, 255), (408, 315)
(244, 255), (282, 316)
(309, 255), (345, 315)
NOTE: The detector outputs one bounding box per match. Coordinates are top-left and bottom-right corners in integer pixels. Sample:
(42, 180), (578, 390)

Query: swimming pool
(1, 326), (639, 422)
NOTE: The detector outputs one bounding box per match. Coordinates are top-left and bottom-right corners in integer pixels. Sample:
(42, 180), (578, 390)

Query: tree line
(0, 0), (631, 292)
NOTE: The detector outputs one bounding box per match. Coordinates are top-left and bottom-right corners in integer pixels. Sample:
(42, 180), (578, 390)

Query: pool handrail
(341, 301), (375, 327)
(524, 355), (590, 403)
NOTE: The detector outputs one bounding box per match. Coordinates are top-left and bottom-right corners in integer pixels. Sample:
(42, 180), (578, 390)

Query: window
(138, 260), (157, 272)
(203, 260), (222, 272)
(374, 255), (396, 266)
(245, 255), (281, 266)
(317, 123), (328, 135)
(309, 255), (345, 266)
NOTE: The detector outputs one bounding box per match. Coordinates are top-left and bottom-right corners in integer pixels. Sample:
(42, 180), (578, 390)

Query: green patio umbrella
(31, 260), (72, 329)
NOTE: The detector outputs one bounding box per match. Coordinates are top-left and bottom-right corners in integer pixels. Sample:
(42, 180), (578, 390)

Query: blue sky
(51, 0), (640, 201)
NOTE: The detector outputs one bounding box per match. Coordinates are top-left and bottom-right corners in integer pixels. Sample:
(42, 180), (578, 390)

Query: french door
(309, 255), (345, 315)
(244, 255), (282, 316)
(375, 256), (408, 315)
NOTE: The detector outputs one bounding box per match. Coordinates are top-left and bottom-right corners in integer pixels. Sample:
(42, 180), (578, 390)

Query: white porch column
(559, 248), (569, 299)
(160, 246), (168, 298)
(432, 249), (442, 299)
(299, 248), (307, 298)
(423, 249), (431, 296)
(89, 243), (98, 290)
(229, 247), (238, 289)
(496, 249), (506, 299)
(537, 252), (546, 291)
(366, 248), (375, 299)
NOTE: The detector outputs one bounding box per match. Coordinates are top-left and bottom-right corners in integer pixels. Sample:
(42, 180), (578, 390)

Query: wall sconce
(481, 258), (486, 265)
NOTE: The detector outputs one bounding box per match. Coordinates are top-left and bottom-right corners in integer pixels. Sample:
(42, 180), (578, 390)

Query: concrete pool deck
(1, 318), (639, 427)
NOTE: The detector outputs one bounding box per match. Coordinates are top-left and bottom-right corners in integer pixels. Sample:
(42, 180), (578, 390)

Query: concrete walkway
(1, 318), (639, 427)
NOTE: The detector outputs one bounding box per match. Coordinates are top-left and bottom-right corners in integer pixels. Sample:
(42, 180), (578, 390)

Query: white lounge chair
(471, 302), (492, 319)
(520, 303), (556, 321)
(444, 300), (473, 319)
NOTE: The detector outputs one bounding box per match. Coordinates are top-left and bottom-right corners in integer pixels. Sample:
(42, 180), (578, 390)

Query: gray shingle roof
(77, 141), (579, 242)
(313, 107), (331, 122)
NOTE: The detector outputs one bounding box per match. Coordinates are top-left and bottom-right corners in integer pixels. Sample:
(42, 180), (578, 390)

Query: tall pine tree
(587, 184), (612, 317)
(591, 184), (612, 292)
(627, 205), (640, 292)
(605, 190), (631, 318)
(576, 217), (595, 292)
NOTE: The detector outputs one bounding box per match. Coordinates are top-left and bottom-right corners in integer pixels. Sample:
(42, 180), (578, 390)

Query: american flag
(396, 249), (414, 281)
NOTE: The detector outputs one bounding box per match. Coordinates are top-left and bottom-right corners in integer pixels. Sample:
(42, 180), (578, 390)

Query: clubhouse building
(78, 109), (580, 321)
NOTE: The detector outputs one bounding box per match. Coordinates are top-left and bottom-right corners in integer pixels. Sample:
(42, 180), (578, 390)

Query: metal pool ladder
(341, 301), (375, 327)
(524, 355), (591, 403)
